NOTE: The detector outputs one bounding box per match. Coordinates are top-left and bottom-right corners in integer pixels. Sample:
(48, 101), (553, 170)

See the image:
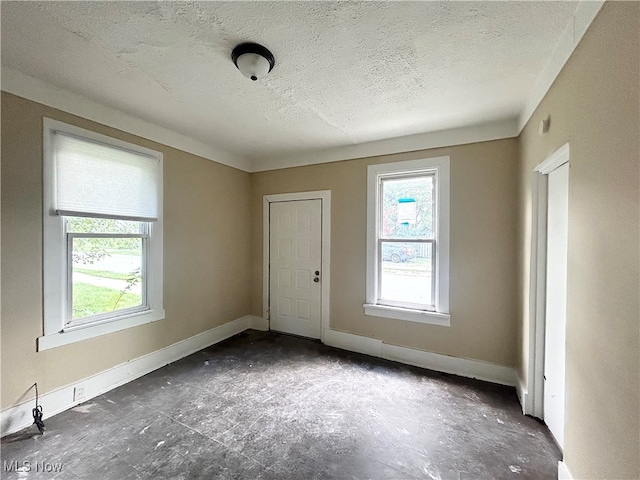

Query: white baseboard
(1, 315), (252, 437)
(323, 329), (517, 387)
(558, 461), (573, 480)
(249, 315), (269, 331)
(323, 328), (382, 357)
(383, 343), (516, 386)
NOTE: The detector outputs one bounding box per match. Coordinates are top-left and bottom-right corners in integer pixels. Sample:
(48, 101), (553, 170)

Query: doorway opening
(525, 143), (570, 450)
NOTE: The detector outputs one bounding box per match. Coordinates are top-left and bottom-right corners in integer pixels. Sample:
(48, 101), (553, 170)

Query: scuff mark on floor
(72, 403), (95, 414)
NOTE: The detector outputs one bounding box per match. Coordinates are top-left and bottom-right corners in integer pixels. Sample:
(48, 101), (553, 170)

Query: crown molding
(1, 67), (251, 172)
(249, 118), (519, 172)
(518, 0), (605, 133)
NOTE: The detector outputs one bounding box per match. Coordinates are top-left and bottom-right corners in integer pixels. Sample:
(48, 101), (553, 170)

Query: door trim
(525, 143), (570, 420)
(263, 191), (331, 342)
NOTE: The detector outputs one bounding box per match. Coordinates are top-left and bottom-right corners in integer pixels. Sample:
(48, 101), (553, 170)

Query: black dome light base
(231, 42), (275, 75)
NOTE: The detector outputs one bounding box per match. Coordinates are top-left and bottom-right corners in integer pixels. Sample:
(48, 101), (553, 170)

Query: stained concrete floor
(2, 330), (561, 480)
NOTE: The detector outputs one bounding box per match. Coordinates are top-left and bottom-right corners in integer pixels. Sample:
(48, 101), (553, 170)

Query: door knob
(315, 271), (320, 275)
(314, 277), (320, 283)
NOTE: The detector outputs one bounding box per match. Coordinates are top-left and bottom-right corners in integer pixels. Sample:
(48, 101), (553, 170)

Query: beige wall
(1, 92), (252, 409)
(251, 139), (519, 367)
(517, 2), (639, 479)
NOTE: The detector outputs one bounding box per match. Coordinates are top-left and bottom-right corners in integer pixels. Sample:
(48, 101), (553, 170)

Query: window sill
(363, 303), (450, 327)
(38, 308), (165, 351)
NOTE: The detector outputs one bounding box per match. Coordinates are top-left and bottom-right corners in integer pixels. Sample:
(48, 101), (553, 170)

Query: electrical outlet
(73, 384), (86, 402)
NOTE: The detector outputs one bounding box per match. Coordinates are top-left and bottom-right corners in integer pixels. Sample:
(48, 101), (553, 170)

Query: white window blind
(53, 132), (160, 221)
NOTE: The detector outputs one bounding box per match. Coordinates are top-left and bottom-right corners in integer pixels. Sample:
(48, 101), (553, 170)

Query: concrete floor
(1, 330), (561, 479)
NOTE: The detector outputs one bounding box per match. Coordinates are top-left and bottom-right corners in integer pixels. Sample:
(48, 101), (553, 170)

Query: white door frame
(525, 143), (570, 419)
(263, 191), (331, 342)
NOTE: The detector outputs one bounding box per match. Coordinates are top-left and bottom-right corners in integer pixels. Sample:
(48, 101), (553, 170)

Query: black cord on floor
(32, 382), (45, 434)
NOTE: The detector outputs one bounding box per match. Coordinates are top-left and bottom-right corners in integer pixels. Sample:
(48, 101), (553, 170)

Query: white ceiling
(2, 1), (595, 172)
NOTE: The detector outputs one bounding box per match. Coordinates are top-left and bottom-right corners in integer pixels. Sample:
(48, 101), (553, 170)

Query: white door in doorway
(543, 161), (569, 449)
(269, 200), (322, 339)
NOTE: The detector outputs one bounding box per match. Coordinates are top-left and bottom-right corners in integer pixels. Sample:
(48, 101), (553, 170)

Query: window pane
(71, 237), (143, 321)
(381, 175), (434, 239)
(66, 216), (141, 234)
(380, 241), (434, 307)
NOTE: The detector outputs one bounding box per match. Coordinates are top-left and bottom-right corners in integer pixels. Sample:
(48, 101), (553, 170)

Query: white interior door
(543, 161), (569, 449)
(269, 200), (322, 339)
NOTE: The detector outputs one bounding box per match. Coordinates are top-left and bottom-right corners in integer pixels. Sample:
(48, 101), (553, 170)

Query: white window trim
(364, 156), (450, 326)
(40, 118), (164, 351)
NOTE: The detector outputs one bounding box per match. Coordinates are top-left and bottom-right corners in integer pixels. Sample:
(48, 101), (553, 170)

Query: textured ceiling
(2, 1), (580, 169)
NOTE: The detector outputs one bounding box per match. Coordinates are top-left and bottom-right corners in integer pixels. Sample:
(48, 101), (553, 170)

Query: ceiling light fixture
(231, 42), (275, 81)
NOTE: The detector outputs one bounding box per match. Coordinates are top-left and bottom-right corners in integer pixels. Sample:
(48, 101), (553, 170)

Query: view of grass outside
(74, 268), (142, 282)
(72, 283), (142, 319)
(72, 254), (143, 320)
(68, 216), (144, 321)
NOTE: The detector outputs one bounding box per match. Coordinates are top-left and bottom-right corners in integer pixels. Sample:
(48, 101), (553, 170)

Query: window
(365, 157), (450, 326)
(40, 119), (164, 350)
(66, 217), (146, 326)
